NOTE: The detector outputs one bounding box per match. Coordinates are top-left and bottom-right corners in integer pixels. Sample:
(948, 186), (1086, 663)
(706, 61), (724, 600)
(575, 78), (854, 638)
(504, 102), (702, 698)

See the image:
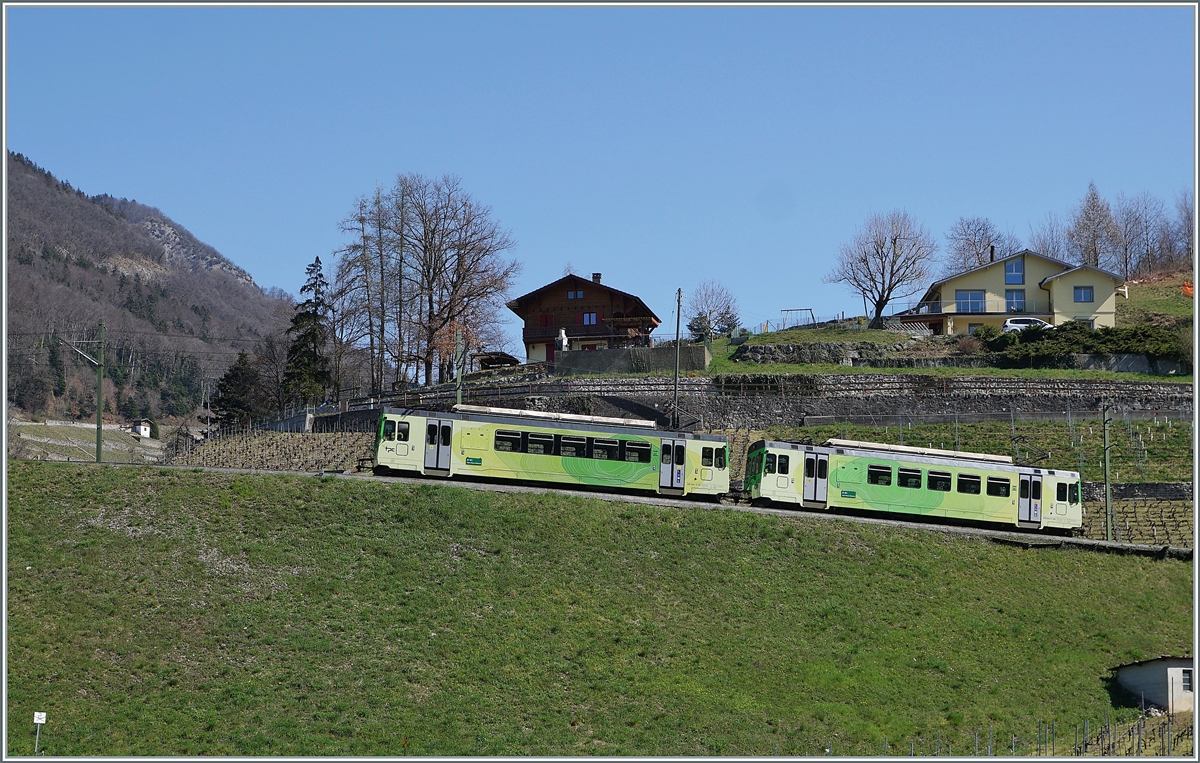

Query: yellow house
(894, 249), (1123, 335)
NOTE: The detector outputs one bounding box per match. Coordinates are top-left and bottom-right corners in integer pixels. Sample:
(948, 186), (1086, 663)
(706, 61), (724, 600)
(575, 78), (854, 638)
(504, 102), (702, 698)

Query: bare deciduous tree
(1067, 181), (1120, 268)
(824, 210), (938, 329)
(685, 280), (740, 341)
(941, 216), (1022, 275)
(1111, 191), (1167, 280)
(1028, 212), (1067, 261)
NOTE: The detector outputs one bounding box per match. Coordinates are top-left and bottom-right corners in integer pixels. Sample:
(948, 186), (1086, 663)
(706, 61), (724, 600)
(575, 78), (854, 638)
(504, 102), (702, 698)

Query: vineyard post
(1103, 403), (1113, 542)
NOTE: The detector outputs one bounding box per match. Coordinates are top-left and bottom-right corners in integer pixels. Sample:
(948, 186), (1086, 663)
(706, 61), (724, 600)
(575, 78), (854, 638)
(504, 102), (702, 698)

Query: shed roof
(1110, 655), (1193, 671)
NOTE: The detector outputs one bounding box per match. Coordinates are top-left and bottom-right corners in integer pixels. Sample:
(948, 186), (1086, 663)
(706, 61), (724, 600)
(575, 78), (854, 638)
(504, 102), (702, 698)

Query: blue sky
(5, 4), (1195, 350)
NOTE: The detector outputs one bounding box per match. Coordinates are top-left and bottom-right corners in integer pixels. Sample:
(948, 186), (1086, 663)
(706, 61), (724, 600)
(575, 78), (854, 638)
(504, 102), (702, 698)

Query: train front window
(1069, 482), (1079, 503)
(395, 422), (409, 442)
(715, 447), (727, 469)
(765, 453), (776, 474)
(867, 465), (892, 486)
(928, 471), (952, 492)
(898, 468), (922, 489)
(702, 447), (714, 467)
(987, 477), (1011, 497)
(384, 420), (396, 441)
(777, 455), (790, 475)
(1057, 483), (1068, 502)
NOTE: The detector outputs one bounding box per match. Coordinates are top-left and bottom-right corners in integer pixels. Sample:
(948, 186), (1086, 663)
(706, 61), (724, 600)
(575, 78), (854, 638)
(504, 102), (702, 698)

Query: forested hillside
(6, 151), (292, 423)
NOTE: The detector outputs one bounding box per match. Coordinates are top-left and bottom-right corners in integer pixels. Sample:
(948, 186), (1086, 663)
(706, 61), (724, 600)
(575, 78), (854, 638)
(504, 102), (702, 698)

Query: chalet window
(583, 312), (597, 325)
(867, 465), (892, 486)
(898, 468), (922, 489)
(567, 289), (583, 300)
(1005, 259), (1024, 284)
(928, 471), (952, 491)
(1074, 285), (1094, 303)
(957, 474), (981, 495)
(986, 477), (1011, 497)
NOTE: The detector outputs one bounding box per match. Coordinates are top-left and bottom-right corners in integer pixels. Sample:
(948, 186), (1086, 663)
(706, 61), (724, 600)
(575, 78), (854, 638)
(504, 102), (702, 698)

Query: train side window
(625, 442), (652, 463)
(928, 471), (952, 491)
(867, 465), (892, 486)
(1056, 482), (1068, 502)
(527, 433), (554, 455)
(957, 474), (981, 495)
(494, 430), (522, 452)
(427, 423), (438, 445)
(817, 459), (827, 479)
(1068, 482), (1079, 503)
(765, 453), (776, 474)
(561, 436), (586, 458)
(1019, 479), (1030, 499)
(702, 447), (714, 467)
(395, 422), (409, 442)
(777, 454), (790, 475)
(661, 443), (672, 464)
(1031, 481), (1042, 500)
(383, 420), (396, 441)
(898, 468), (922, 489)
(592, 439), (619, 460)
(715, 447), (727, 469)
(986, 477), (1011, 497)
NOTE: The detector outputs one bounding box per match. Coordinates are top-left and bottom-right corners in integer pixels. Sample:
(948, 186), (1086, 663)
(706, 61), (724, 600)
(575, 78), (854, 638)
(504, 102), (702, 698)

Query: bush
(956, 336), (985, 355)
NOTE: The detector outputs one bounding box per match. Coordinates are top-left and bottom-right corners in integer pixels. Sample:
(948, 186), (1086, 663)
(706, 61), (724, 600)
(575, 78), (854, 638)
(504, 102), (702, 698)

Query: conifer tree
(211, 350), (266, 426)
(284, 257), (333, 406)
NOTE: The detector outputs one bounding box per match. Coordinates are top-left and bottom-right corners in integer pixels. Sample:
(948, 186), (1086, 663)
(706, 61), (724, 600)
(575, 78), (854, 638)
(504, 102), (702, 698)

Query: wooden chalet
(506, 273), (661, 364)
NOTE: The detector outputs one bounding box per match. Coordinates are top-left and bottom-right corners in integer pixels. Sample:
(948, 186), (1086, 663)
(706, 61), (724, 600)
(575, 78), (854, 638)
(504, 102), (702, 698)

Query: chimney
(592, 272), (602, 284)
(990, 245), (995, 262)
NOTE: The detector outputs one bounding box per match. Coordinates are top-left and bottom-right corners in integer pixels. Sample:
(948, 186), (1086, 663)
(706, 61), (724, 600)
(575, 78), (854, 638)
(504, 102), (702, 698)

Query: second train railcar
(744, 438), (1082, 531)
(374, 405), (730, 499)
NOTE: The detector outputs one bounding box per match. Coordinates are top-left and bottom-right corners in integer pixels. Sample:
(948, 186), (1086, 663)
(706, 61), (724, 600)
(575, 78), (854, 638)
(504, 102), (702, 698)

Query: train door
(803, 453), (829, 505)
(424, 419), (453, 473)
(659, 439), (685, 491)
(1018, 474), (1042, 524)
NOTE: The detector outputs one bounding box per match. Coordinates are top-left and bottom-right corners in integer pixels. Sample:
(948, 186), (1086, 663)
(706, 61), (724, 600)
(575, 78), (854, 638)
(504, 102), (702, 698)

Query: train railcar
(374, 404), (730, 499)
(744, 438), (1082, 531)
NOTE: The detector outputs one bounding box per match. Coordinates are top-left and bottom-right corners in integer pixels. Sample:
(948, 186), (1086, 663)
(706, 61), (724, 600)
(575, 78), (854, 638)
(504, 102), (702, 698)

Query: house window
(1074, 317), (1095, 329)
(1183, 669), (1193, 692)
(567, 290), (574, 300)
(576, 290), (584, 299)
(1074, 286), (1094, 303)
(968, 323), (984, 335)
(1005, 290), (1026, 313)
(955, 289), (986, 313)
(1005, 259), (1024, 284)
(583, 312), (597, 325)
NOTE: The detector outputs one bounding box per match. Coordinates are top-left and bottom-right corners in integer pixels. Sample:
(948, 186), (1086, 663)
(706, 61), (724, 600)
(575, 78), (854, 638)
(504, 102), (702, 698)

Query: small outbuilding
(1111, 656), (1193, 713)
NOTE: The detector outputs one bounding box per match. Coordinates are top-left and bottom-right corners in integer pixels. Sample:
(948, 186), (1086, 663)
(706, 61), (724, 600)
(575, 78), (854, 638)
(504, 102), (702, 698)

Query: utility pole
(455, 330), (464, 407)
(672, 288), (681, 430)
(1103, 402), (1113, 542)
(96, 320), (104, 462)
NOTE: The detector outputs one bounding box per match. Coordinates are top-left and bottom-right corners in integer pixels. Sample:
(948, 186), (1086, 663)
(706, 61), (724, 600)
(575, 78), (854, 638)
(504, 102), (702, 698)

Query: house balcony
(891, 299), (1052, 317)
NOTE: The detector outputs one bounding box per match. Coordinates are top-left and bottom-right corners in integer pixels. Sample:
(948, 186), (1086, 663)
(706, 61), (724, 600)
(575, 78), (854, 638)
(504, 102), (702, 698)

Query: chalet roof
(506, 274), (661, 325)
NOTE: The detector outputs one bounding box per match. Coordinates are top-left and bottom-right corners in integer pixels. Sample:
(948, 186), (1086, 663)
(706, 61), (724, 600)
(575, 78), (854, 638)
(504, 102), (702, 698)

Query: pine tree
(284, 257), (333, 406)
(211, 350), (265, 427)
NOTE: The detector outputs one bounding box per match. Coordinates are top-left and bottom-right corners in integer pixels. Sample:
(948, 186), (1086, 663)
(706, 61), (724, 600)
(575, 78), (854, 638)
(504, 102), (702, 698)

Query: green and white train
(744, 438), (1082, 532)
(374, 405), (731, 499)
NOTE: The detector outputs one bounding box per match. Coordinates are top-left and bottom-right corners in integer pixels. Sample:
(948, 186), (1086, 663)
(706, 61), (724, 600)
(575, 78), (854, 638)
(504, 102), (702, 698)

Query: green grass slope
(6, 463), (1192, 756)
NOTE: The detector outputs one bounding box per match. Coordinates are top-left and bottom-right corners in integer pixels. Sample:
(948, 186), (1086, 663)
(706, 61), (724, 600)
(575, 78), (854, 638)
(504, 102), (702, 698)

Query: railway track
(139, 461), (1193, 561)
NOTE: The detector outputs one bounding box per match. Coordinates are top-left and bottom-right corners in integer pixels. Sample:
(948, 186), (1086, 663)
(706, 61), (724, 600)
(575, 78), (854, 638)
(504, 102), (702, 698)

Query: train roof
(823, 438), (1014, 465)
(380, 405), (727, 442)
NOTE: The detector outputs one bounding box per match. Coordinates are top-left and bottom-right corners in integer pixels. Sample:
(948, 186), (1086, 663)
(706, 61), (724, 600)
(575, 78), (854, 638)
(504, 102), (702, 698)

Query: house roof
(1039, 263), (1124, 286)
(1110, 655), (1193, 671)
(506, 274), (661, 325)
(917, 249), (1122, 304)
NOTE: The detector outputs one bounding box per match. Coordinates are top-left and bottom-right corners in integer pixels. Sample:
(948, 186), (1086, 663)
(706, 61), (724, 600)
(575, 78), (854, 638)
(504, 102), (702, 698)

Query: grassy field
(7, 462), (1192, 756)
(1116, 270), (1194, 326)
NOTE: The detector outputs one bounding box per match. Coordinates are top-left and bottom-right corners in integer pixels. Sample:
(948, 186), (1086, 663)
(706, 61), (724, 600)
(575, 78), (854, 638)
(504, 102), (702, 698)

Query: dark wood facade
(506, 273), (661, 363)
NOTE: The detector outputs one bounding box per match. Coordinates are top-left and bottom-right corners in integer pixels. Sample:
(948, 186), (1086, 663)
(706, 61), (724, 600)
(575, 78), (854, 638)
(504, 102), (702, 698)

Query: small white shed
(1112, 656), (1193, 713)
(130, 419), (151, 439)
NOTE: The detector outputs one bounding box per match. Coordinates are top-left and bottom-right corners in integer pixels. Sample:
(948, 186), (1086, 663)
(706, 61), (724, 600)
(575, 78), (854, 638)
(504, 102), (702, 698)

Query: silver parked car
(1002, 317), (1054, 333)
